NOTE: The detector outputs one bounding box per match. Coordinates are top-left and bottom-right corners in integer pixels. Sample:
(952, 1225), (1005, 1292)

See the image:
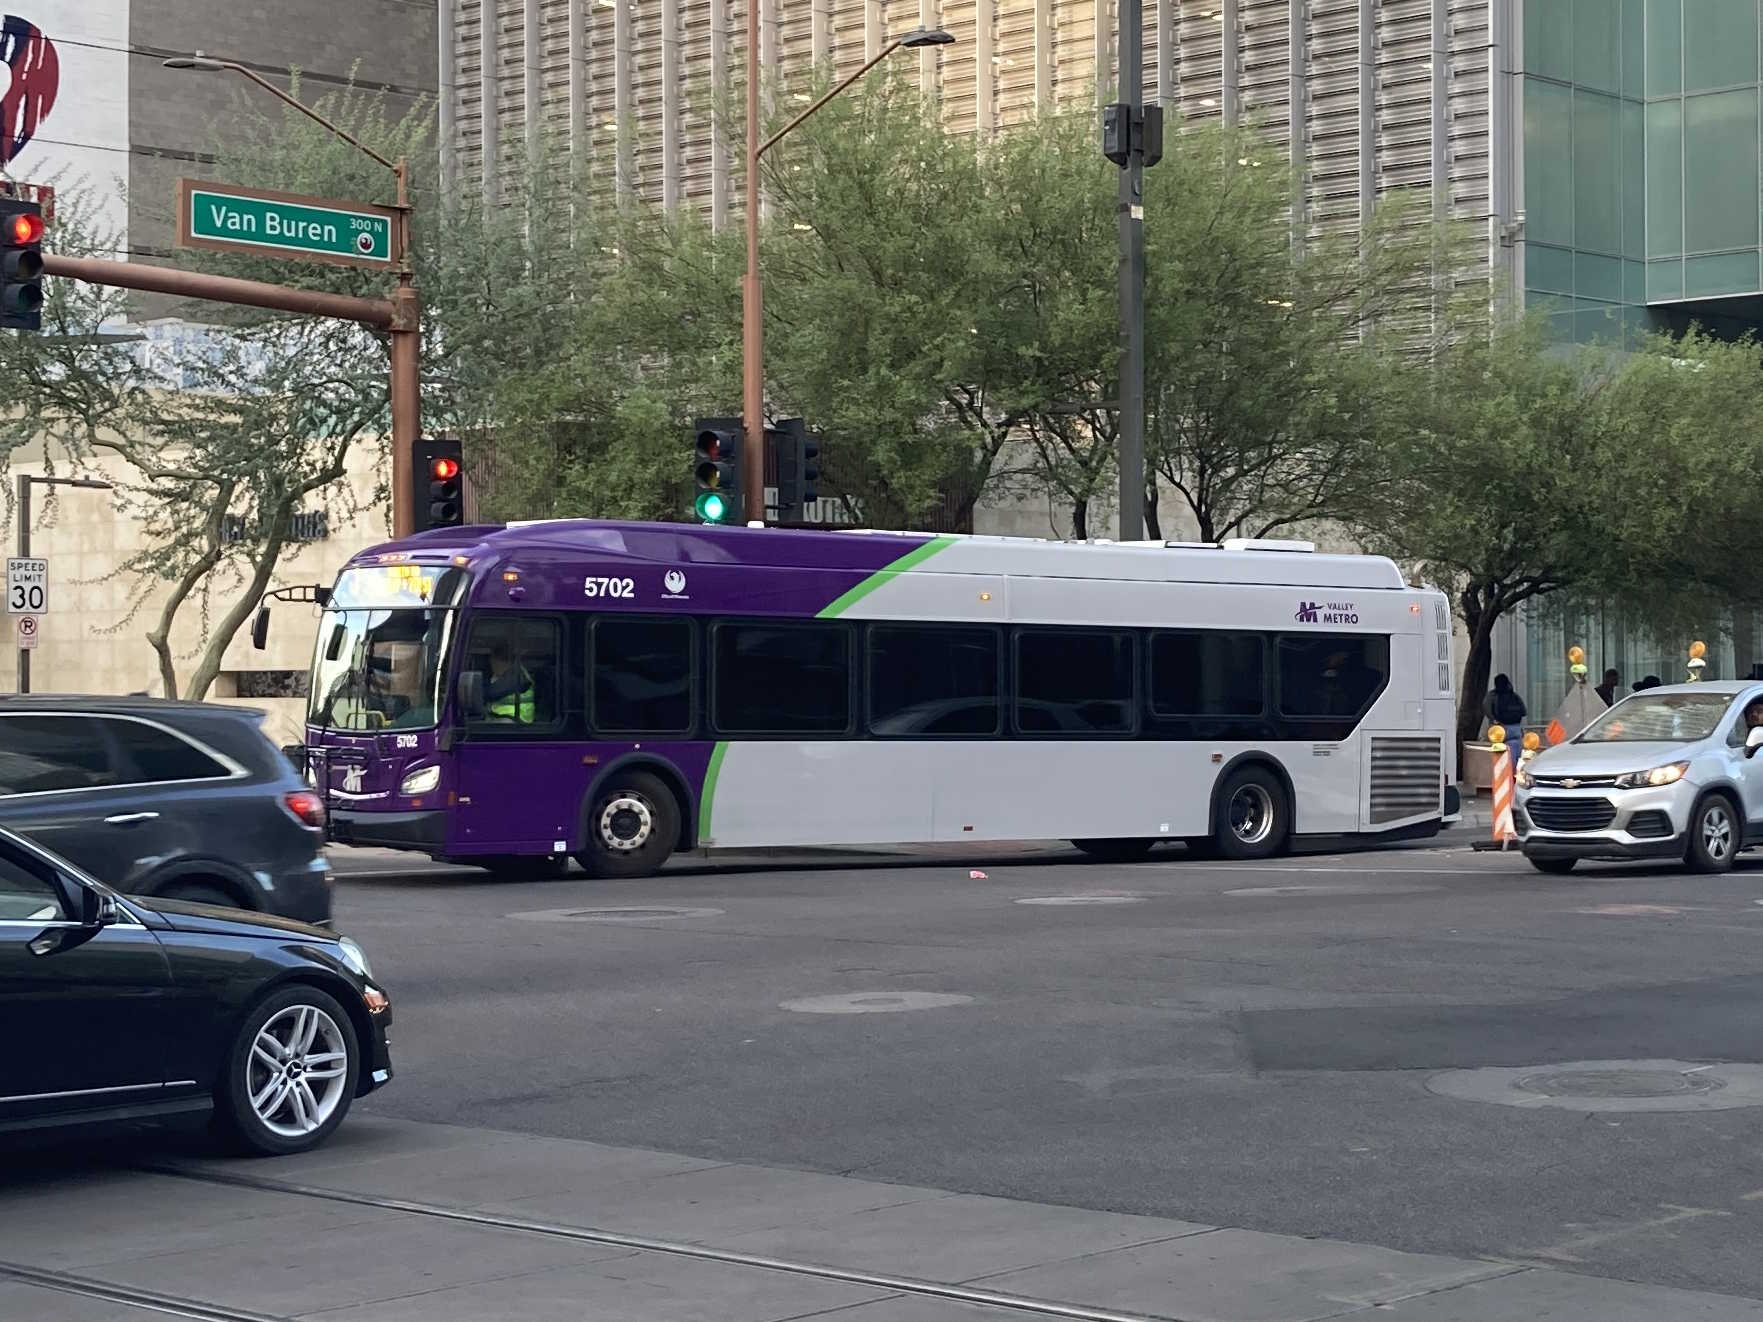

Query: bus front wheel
(1214, 765), (1290, 861)
(578, 771), (679, 879)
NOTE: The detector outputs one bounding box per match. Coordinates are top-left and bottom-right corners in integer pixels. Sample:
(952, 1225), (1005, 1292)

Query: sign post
(177, 180), (399, 269)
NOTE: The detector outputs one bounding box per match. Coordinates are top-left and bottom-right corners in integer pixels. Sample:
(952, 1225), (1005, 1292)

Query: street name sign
(177, 179), (399, 269)
(16, 614), (37, 650)
(7, 557), (46, 613)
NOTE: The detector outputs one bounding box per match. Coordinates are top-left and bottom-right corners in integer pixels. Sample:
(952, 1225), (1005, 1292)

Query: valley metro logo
(1295, 599), (1360, 625)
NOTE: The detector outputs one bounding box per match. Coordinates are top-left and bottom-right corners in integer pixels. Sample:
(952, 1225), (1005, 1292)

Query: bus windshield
(308, 608), (454, 732)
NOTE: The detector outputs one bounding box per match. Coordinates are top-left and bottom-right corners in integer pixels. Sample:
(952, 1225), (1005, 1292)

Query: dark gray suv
(0, 697), (332, 923)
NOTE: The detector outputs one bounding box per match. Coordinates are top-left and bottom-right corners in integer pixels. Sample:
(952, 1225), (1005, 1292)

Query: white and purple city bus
(301, 520), (1457, 876)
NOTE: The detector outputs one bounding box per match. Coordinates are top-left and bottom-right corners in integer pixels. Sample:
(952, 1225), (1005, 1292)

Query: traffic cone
(1488, 724), (1516, 849)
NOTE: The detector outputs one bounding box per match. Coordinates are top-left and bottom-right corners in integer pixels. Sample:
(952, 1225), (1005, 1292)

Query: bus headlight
(399, 765), (441, 796)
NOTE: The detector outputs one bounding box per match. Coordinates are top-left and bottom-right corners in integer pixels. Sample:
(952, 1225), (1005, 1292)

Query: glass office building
(1516, 2), (1763, 700)
(1523, 0), (1763, 346)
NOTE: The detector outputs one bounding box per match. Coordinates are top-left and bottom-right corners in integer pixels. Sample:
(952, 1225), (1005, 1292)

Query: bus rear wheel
(578, 771), (679, 879)
(1214, 765), (1290, 861)
(1072, 838), (1156, 863)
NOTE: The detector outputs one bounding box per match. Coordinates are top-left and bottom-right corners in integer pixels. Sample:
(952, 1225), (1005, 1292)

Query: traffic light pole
(741, 0), (764, 524)
(1116, 0), (1146, 544)
(389, 158), (419, 538)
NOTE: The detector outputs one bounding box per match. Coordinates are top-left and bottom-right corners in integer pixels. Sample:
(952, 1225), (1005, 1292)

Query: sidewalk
(5, 1117), (1759, 1320)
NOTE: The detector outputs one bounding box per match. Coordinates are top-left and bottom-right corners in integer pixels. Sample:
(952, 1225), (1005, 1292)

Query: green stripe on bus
(697, 537), (957, 841)
(817, 535), (958, 619)
(698, 740), (729, 841)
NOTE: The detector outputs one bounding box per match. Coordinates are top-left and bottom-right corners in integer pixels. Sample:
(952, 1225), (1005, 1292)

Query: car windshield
(1575, 691), (1733, 743)
(308, 608), (454, 731)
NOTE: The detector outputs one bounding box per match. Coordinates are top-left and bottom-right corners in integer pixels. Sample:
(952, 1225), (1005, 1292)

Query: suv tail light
(283, 790), (327, 830)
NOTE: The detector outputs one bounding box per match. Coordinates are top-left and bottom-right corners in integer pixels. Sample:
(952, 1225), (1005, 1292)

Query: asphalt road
(320, 842), (1763, 1302)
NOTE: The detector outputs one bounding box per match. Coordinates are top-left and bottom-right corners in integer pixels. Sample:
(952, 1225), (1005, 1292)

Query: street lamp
(162, 52), (422, 538)
(741, 26), (956, 523)
(14, 474), (114, 694)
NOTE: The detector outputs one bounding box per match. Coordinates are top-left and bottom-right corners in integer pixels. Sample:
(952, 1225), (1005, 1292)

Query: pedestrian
(1595, 668), (1621, 707)
(1634, 674), (1662, 692)
(1484, 674), (1527, 765)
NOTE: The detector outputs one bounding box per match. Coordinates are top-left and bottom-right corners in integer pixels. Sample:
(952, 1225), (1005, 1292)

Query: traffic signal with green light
(693, 418), (743, 523)
(773, 417), (822, 523)
(412, 437), (465, 531)
(1, 200), (45, 332)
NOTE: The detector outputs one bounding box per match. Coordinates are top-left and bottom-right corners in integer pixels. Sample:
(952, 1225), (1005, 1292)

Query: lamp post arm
(215, 59), (399, 175)
(757, 39), (901, 160)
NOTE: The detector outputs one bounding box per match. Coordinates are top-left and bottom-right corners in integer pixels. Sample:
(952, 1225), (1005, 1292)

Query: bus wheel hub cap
(601, 796), (652, 851)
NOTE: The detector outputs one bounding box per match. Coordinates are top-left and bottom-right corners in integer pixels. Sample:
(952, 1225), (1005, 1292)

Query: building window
(1015, 629), (1135, 735)
(867, 625), (1000, 736)
(712, 622), (851, 735)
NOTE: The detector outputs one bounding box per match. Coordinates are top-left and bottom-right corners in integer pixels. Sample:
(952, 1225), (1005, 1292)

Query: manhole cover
(1016, 894), (1144, 906)
(506, 905), (725, 923)
(780, 991), (974, 1015)
(1427, 1059), (1763, 1112)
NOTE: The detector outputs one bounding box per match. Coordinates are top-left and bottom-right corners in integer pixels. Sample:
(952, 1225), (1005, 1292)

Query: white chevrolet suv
(1516, 682), (1763, 874)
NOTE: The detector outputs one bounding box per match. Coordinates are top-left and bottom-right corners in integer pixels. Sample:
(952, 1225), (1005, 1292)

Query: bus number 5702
(584, 577), (635, 599)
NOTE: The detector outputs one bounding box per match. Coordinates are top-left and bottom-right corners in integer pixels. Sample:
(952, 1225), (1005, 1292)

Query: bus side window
(1015, 629), (1136, 735)
(590, 615), (695, 735)
(1276, 634), (1390, 736)
(463, 616), (563, 729)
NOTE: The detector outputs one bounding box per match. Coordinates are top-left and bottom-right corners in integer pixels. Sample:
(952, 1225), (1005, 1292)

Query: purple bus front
(305, 521), (932, 874)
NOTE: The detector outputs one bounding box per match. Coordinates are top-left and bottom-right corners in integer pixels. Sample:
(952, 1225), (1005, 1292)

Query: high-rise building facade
(442, 0), (1511, 272)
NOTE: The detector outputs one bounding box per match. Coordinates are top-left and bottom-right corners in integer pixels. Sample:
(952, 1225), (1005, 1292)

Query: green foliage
(1143, 125), (1453, 542)
(1352, 317), (1763, 747)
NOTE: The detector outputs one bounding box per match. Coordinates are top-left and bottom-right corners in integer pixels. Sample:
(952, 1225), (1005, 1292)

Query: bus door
(449, 614), (581, 856)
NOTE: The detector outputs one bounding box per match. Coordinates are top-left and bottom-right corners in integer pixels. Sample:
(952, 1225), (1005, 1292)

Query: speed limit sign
(7, 557), (46, 613)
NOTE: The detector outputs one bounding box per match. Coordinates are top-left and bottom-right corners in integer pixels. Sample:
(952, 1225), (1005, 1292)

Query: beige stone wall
(1, 443), (389, 749)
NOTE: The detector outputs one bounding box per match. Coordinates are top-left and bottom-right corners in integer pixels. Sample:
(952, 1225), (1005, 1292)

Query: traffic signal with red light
(412, 437), (465, 531)
(1, 199), (45, 332)
(693, 418), (743, 523)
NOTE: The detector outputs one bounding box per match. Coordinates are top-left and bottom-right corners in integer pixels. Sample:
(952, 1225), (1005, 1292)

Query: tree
(972, 112), (1119, 538)
(1141, 124), (1446, 542)
(1350, 318), (1763, 752)
(762, 74), (1006, 527)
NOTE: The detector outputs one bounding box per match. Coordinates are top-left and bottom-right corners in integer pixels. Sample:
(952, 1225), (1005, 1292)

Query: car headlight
(1515, 765), (1532, 788)
(336, 936), (375, 980)
(1613, 761), (1689, 790)
(399, 765), (441, 796)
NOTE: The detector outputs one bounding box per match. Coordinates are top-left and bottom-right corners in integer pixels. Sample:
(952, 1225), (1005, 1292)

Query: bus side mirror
(251, 607), (270, 650)
(458, 671), (486, 719)
(315, 586), (332, 607)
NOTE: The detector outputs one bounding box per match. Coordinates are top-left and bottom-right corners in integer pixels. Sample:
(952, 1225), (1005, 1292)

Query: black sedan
(0, 825), (391, 1155)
